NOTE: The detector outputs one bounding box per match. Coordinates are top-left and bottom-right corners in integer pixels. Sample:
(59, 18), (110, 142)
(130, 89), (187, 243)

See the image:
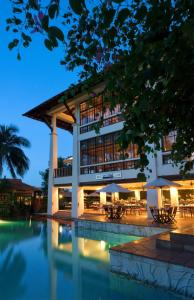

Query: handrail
(54, 166), (72, 178)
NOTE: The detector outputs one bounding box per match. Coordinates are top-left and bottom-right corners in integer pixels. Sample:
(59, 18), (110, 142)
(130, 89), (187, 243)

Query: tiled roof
(0, 179), (40, 193)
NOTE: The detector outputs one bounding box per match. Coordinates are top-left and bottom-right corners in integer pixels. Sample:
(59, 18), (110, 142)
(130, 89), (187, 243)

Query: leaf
(17, 53), (21, 60)
(112, 0), (124, 3)
(13, 7), (22, 13)
(115, 8), (130, 26)
(69, 0), (86, 15)
(28, 0), (39, 10)
(41, 15), (49, 30)
(49, 26), (64, 41)
(48, 4), (59, 19)
(44, 39), (53, 51)
(6, 18), (12, 24)
(14, 17), (22, 25)
(8, 39), (19, 50)
(104, 9), (115, 27)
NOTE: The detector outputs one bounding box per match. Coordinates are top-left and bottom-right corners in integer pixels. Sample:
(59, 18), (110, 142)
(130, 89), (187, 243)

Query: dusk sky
(0, 1), (77, 186)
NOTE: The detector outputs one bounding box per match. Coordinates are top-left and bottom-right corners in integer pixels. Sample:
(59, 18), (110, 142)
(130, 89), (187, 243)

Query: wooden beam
(63, 101), (76, 123)
(42, 115), (52, 131)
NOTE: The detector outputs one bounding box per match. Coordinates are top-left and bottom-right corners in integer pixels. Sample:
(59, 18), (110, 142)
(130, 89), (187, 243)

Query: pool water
(0, 220), (188, 300)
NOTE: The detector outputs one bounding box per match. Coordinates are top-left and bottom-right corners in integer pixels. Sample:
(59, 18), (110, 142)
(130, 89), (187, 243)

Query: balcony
(54, 166), (72, 178)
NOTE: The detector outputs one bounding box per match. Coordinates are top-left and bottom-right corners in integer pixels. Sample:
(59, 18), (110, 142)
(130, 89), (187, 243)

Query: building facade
(24, 82), (194, 218)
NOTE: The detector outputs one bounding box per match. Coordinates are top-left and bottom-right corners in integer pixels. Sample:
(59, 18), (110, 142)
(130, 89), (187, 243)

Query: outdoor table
(103, 204), (125, 219)
(150, 207), (176, 224)
(125, 205), (141, 215)
(179, 205), (194, 218)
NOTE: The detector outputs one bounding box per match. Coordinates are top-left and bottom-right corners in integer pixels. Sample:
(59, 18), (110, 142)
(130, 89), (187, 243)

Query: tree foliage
(6, 0), (194, 176)
(0, 125), (30, 178)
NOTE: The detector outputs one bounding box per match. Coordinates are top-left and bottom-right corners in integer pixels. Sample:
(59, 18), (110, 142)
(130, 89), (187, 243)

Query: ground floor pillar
(170, 187), (179, 206)
(147, 189), (162, 218)
(100, 192), (106, 205)
(48, 187), (58, 215)
(134, 190), (140, 202)
(112, 192), (119, 202)
(72, 186), (84, 218)
(47, 114), (58, 215)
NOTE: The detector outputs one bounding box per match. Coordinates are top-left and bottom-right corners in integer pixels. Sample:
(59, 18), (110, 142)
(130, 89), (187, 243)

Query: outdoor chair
(149, 207), (160, 223)
(104, 205), (114, 219)
(114, 205), (125, 219)
(164, 206), (173, 223)
(150, 206), (177, 224)
(170, 206), (177, 223)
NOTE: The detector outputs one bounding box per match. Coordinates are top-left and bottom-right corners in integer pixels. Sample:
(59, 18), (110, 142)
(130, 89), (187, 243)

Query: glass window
(162, 154), (172, 164)
(80, 131), (139, 174)
(162, 131), (177, 152)
(105, 145), (114, 162)
(80, 96), (103, 126)
(80, 95), (122, 131)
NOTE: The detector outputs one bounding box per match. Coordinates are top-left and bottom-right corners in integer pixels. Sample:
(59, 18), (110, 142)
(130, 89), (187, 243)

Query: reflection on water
(0, 248), (26, 300)
(0, 220), (187, 300)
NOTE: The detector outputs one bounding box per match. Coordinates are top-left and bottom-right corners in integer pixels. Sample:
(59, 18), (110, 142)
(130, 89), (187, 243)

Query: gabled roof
(23, 75), (103, 133)
(23, 89), (74, 133)
(0, 179), (40, 193)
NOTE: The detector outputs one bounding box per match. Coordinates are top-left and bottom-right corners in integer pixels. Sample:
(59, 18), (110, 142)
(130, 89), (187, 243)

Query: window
(162, 154), (172, 164)
(162, 131), (177, 152)
(80, 95), (103, 126)
(80, 160), (139, 174)
(80, 95), (122, 133)
(80, 131), (139, 174)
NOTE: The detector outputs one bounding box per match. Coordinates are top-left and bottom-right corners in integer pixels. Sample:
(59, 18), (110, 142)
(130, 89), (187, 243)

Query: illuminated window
(162, 131), (177, 152)
(80, 131), (139, 174)
(80, 95), (122, 133)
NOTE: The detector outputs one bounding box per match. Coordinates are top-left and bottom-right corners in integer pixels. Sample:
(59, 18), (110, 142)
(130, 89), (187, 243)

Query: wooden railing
(54, 166), (72, 178)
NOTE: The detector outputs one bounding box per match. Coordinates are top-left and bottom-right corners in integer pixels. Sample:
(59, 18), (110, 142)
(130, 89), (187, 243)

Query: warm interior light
(100, 240), (106, 250)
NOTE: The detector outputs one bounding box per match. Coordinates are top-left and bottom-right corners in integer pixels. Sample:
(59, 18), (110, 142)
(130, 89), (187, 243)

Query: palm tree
(0, 125), (30, 178)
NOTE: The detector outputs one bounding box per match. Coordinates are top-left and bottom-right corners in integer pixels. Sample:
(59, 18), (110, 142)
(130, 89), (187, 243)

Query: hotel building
(24, 82), (194, 218)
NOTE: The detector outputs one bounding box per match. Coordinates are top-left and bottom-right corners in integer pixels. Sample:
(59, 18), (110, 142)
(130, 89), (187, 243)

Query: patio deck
(53, 209), (194, 231)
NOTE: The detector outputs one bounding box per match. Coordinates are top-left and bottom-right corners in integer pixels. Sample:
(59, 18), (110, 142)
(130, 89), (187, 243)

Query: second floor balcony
(54, 166), (72, 178)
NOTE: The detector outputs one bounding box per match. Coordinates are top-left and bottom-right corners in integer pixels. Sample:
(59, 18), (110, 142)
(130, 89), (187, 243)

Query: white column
(134, 190), (140, 202)
(100, 192), (106, 205)
(170, 187), (179, 206)
(47, 114), (58, 215)
(112, 192), (119, 202)
(146, 148), (162, 218)
(72, 121), (84, 218)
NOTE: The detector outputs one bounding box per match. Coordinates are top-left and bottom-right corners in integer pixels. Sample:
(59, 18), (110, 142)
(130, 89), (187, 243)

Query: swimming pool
(0, 219), (188, 300)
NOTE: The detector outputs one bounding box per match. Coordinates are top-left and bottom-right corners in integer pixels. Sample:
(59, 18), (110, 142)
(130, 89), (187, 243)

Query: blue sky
(0, 1), (77, 186)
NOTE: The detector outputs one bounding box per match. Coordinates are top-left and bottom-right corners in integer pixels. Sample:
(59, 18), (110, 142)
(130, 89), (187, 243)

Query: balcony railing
(80, 159), (140, 175)
(54, 166), (72, 178)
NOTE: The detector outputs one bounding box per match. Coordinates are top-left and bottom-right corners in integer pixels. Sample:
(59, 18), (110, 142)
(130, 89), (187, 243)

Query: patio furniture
(104, 205), (114, 219)
(179, 205), (194, 218)
(149, 206), (177, 224)
(103, 204), (125, 220)
(114, 205), (125, 219)
(170, 206), (177, 222)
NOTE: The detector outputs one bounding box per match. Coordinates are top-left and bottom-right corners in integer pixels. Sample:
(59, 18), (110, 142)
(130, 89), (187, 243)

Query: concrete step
(170, 229), (194, 253)
(170, 228), (194, 246)
(157, 229), (194, 253)
(156, 233), (171, 250)
(156, 234), (184, 252)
